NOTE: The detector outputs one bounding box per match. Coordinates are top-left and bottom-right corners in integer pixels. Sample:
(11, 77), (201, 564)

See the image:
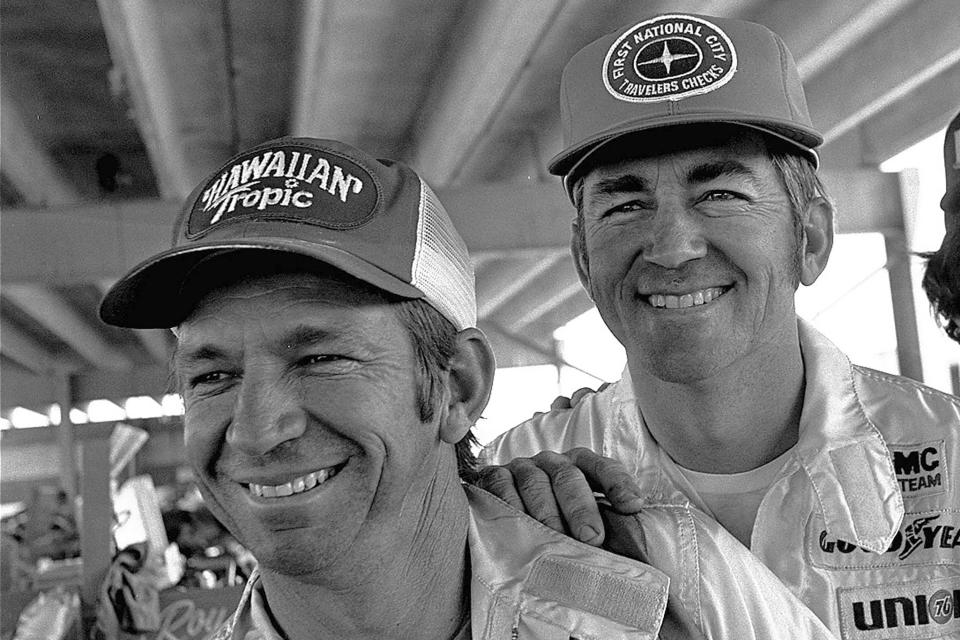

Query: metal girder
(847, 63), (960, 166)
(749, 0), (918, 80)
(1, 169), (906, 285)
(0, 317), (69, 374)
(3, 285), (133, 370)
(406, 0), (566, 187)
(95, 0), (195, 199)
(290, 0), (330, 136)
(0, 84), (80, 207)
(476, 252), (566, 318)
(801, 0), (960, 143)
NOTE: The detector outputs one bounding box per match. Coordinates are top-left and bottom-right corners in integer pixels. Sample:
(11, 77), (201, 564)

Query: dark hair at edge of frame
(569, 130), (830, 283)
(919, 226), (960, 343)
(166, 251), (480, 479)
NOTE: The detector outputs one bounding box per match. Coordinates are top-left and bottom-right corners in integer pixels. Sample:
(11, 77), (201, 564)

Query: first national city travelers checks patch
(602, 14), (737, 104)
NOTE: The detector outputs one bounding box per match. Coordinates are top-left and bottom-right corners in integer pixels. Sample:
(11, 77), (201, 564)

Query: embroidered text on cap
(186, 144), (380, 237)
(602, 14), (737, 103)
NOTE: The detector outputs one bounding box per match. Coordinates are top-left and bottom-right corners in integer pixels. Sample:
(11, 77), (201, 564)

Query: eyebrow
(173, 324), (343, 367)
(271, 325), (336, 352)
(686, 159), (760, 186)
(588, 174), (650, 197)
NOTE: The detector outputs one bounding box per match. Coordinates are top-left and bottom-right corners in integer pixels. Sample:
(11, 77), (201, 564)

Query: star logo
(640, 41), (700, 76)
(602, 14), (737, 104)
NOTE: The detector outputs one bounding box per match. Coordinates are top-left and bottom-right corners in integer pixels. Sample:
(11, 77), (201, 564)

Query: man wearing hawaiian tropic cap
(99, 137), (475, 331)
(923, 110), (960, 341)
(480, 12), (960, 637)
(100, 137), (838, 638)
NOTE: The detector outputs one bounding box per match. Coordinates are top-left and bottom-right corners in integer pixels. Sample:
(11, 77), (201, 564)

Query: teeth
(648, 287), (727, 309)
(248, 466), (340, 499)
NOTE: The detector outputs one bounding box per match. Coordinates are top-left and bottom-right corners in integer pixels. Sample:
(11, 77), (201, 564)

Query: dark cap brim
(99, 239), (424, 329)
(549, 115), (823, 185)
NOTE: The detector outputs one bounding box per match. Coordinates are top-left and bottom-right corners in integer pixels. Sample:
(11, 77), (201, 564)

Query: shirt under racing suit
(208, 485), (833, 639)
(483, 319), (960, 640)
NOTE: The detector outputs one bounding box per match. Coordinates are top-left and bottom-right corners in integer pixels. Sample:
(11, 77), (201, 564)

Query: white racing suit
(209, 484), (833, 638)
(484, 319), (960, 639)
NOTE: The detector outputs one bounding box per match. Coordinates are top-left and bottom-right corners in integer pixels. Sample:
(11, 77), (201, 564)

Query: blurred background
(1, 0), (958, 634)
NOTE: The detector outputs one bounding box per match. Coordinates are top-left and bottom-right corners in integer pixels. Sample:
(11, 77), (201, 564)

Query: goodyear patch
(890, 441), (948, 499)
(186, 143), (379, 237)
(838, 575), (960, 639)
(808, 511), (960, 570)
(602, 13), (737, 103)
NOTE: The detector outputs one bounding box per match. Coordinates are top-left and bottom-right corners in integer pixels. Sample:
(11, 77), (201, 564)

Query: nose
(227, 377), (307, 455)
(642, 203), (707, 269)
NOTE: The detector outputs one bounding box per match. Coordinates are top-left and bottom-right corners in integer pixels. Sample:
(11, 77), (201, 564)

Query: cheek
(182, 403), (228, 472)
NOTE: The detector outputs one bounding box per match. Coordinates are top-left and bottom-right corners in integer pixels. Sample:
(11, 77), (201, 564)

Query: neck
(631, 322), (805, 473)
(260, 463), (470, 640)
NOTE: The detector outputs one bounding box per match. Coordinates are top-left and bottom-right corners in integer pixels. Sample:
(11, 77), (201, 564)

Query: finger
(474, 465), (525, 512)
(531, 451), (605, 546)
(569, 387), (596, 406)
(549, 395), (573, 411)
(505, 457), (567, 535)
(566, 448), (645, 513)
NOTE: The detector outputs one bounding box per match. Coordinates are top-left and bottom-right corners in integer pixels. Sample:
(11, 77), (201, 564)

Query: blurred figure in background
(922, 110), (960, 341)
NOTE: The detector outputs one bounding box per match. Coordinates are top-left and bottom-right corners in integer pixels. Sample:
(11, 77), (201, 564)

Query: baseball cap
(99, 137), (476, 330)
(549, 13), (823, 192)
(942, 110), (960, 215)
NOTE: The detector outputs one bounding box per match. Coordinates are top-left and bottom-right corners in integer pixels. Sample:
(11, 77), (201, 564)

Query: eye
(189, 370), (233, 388)
(700, 190), (746, 203)
(601, 199), (650, 218)
(297, 353), (353, 368)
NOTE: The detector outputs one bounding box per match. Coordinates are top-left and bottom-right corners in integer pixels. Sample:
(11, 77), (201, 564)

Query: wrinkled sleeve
(601, 505), (838, 639)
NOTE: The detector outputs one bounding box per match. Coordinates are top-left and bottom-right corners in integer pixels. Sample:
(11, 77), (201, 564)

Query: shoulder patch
(837, 575), (960, 639)
(808, 510), (960, 570)
(602, 14), (737, 103)
(890, 440), (948, 499)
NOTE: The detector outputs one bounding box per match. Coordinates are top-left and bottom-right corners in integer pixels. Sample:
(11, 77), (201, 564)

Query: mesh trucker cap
(549, 13), (823, 191)
(942, 110), (960, 215)
(99, 137), (477, 330)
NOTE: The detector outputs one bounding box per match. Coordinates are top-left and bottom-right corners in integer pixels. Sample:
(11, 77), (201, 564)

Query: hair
(393, 298), (480, 479)
(171, 251), (479, 478)
(569, 127), (830, 284)
(920, 228), (960, 343)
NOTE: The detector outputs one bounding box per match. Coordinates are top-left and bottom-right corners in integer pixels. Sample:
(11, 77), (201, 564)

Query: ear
(570, 219), (593, 298)
(439, 328), (496, 444)
(799, 197), (834, 286)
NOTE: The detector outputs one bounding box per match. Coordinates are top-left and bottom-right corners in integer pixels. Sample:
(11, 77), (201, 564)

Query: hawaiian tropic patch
(808, 510), (960, 570)
(602, 14), (737, 103)
(837, 575), (960, 639)
(890, 440), (948, 499)
(186, 144), (380, 237)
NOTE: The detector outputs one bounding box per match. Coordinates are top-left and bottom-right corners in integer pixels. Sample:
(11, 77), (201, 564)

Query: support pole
(55, 373), (77, 501)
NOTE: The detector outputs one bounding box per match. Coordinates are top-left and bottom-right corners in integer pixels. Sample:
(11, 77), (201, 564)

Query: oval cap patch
(186, 144), (380, 237)
(602, 14), (737, 103)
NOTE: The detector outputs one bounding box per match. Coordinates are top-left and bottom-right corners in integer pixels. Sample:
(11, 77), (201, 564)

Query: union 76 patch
(602, 14), (737, 103)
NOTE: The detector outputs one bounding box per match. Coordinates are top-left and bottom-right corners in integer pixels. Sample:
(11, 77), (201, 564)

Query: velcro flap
(526, 556), (667, 633)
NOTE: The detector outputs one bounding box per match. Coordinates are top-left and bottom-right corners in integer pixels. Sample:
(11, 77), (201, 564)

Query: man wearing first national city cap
(99, 136), (834, 638)
(479, 11), (960, 638)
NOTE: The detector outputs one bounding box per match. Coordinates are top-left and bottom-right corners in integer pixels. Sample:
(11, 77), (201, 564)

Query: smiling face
(174, 270), (445, 576)
(574, 128), (812, 383)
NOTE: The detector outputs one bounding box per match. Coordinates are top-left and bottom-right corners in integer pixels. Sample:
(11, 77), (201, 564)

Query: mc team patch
(890, 441), (948, 499)
(602, 14), (737, 103)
